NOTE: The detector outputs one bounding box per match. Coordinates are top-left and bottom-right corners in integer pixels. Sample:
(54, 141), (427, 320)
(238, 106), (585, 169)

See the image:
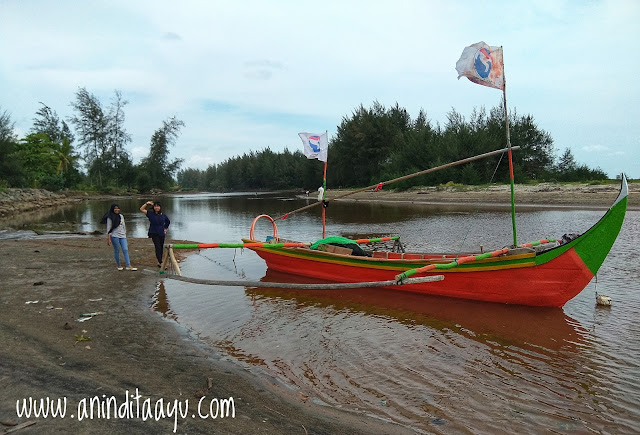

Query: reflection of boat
(251, 269), (587, 351)
(244, 175), (628, 307)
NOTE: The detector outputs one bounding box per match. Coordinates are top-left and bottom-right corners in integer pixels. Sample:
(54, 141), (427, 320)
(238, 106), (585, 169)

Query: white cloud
(582, 145), (610, 153)
(1, 0), (639, 178)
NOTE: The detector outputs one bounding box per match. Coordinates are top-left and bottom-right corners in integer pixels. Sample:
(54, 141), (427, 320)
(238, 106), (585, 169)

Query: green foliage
(551, 147), (607, 182)
(0, 97), (615, 194)
(0, 137), (24, 187)
(175, 147), (324, 192)
(0, 108), (24, 187)
(177, 168), (204, 190)
(69, 87), (108, 177)
(40, 174), (65, 191)
(68, 88), (132, 188)
(330, 102), (555, 188)
(173, 102), (611, 192)
(137, 116), (185, 192)
(14, 133), (60, 187)
(0, 107), (17, 143)
(32, 103), (75, 145)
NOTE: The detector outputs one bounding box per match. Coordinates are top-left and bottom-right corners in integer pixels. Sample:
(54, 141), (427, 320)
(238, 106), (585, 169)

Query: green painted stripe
(535, 197), (627, 275)
(573, 197), (627, 275)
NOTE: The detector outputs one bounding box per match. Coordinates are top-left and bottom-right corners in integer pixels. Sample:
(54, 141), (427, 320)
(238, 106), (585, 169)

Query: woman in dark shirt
(140, 200), (171, 267)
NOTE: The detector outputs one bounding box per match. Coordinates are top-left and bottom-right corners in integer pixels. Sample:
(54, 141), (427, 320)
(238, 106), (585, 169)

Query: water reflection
(151, 281), (177, 321)
(255, 270), (588, 352)
(222, 275), (605, 433)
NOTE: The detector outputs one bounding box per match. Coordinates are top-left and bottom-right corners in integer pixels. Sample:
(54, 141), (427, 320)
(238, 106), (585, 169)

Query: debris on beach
(74, 334), (91, 344)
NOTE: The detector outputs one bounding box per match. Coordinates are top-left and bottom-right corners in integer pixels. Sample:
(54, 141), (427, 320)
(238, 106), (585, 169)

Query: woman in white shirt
(101, 203), (137, 271)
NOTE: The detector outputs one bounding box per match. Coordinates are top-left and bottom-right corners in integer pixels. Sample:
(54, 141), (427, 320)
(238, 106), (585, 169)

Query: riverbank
(0, 237), (412, 434)
(0, 189), (82, 218)
(1, 181), (637, 221)
(329, 181), (638, 208)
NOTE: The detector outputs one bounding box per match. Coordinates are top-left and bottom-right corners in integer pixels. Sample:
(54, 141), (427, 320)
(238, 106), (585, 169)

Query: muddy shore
(0, 237), (413, 434)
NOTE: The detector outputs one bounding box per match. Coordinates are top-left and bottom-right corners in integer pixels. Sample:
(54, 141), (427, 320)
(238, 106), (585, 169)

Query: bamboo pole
(502, 47), (518, 246)
(143, 270), (444, 289)
(277, 146), (520, 220)
(160, 245), (182, 276)
(169, 237), (398, 250)
(160, 246), (170, 269)
(168, 246), (181, 276)
(322, 129), (328, 238)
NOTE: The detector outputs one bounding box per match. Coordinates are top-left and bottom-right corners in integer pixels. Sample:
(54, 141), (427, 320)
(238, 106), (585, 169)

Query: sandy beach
(0, 182), (635, 433)
(0, 237), (413, 434)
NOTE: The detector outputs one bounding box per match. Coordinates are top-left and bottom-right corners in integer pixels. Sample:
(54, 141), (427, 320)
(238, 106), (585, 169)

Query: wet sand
(0, 237), (412, 434)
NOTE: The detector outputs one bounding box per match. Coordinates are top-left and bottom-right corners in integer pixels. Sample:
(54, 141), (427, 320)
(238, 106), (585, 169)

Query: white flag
(298, 132), (328, 162)
(456, 42), (504, 91)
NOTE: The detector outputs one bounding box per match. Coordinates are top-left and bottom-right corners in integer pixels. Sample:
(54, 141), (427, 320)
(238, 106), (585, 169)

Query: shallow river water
(4, 192), (639, 434)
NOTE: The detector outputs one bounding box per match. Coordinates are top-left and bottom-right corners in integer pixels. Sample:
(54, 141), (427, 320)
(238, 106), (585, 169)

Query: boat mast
(502, 53), (518, 246)
(322, 130), (328, 238)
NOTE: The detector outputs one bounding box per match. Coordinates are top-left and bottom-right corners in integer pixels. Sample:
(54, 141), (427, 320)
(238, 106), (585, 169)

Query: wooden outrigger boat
(243, 174), (627, 307)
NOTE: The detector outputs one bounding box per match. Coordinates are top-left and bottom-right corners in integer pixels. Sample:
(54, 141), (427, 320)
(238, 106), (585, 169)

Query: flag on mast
(456, 42), (504, 90)
(298, 132), (328, 162)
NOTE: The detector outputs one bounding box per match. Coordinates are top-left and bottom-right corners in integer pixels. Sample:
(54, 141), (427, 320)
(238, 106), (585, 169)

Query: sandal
(125, 266), (138, 271)
(117, 267), (124, 271)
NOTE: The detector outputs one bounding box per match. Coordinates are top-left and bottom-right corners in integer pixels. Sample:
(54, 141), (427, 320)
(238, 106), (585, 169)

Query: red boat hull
(251, 246), (593, 307)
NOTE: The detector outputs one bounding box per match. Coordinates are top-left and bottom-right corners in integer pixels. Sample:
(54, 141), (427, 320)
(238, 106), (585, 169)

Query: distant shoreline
(325, 181), (638, 209)
(1, 181), (637, 221)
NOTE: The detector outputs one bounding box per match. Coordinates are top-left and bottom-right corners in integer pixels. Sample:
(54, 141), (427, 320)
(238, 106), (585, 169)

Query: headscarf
(100, 203), (121, 233)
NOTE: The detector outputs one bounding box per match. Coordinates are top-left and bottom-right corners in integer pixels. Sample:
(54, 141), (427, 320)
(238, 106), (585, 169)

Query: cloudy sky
(1, 0), (638, 178)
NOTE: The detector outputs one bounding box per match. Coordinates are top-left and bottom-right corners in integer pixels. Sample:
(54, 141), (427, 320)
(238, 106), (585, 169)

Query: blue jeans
(111, 237), (131, 267)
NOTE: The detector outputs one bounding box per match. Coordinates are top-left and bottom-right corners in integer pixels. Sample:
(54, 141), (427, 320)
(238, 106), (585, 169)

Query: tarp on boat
(310, 237), (369, 257)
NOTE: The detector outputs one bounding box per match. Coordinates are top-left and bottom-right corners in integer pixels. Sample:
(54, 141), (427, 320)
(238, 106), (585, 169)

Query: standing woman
(140, 201), (171, 268)
(101, 203), (137, 271)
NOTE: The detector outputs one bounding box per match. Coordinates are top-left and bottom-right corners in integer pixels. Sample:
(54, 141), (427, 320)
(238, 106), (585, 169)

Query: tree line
(0, 87), (184, 192)
(177, 102), (607, 191)
(1, 96), (606, 193)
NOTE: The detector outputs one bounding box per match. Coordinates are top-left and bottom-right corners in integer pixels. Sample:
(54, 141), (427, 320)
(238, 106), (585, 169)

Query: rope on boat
(395, 238), (558, 281)
(143, 270), (444, 289)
